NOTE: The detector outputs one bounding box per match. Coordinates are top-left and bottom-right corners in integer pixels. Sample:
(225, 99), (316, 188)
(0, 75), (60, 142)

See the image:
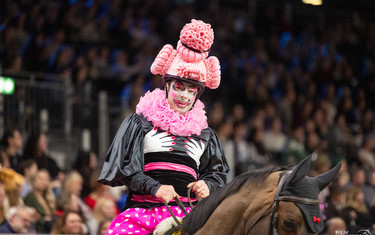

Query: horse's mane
(180, 166), (288, 234)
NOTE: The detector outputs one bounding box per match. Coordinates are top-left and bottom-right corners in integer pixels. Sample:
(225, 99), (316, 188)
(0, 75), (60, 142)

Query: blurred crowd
(0, 128), (121, 234)
(1, 0), (375, 234)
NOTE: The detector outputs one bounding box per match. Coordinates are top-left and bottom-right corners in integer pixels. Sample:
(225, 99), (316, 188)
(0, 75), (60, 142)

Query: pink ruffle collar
(136, 89), (208, 136)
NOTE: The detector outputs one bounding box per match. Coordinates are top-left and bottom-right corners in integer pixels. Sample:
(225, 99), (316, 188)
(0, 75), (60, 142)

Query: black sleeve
(98, 114), (162, 196)
(198, 129), (229, 192)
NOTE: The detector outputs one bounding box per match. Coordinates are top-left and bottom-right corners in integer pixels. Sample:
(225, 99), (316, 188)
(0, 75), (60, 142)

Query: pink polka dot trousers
(106, 206), (192, 235)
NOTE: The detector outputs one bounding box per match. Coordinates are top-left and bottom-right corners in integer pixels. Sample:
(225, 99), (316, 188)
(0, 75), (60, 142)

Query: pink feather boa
(136, 89), (208, 136)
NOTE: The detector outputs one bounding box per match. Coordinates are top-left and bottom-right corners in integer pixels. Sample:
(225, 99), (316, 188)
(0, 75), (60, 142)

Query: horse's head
(176, 155), (341, 235)
(270, 155), (341, 235)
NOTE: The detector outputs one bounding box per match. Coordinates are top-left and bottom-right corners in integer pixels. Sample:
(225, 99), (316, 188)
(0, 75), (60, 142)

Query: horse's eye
(282, 219), (298, 232)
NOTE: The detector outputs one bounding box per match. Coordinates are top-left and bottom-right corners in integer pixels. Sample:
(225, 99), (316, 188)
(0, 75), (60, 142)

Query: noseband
(247, 171), (320, 235)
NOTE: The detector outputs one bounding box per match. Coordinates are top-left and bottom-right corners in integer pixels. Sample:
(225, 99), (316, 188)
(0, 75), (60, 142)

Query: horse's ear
(314, 162), (342, 191)
(285, 155), (312, 185)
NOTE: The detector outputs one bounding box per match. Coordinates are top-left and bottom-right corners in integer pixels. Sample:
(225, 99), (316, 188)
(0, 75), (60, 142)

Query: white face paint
(166, 80), (198, 115)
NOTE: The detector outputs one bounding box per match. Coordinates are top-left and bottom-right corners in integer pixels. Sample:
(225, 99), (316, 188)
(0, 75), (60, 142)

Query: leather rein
(163, 187), (194, 229)
(246, 171), (320, 235)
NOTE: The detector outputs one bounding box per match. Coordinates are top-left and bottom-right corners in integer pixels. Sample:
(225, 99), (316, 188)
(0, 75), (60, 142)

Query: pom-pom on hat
(151, 19), (221, 90)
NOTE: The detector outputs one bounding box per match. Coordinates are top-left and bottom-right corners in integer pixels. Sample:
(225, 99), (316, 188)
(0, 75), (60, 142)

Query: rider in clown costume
(98, 19), (229, 235)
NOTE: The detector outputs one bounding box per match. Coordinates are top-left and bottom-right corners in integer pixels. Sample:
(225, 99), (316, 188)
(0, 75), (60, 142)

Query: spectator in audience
(232, 121), (251, 175)
(62, 171), (93, 224)
(350, 167), (366, 188)
(19, 159), (38, 198)
(0, 148), (10, 168)
(24, 169), (56, 233)
(284, 125), (308, 164)
(325, 184), (347, 219)
(335, 160), (351, 189)
(321, 217), (347, 235)
(97, 219), (112, 235)
(305, 131), (321, 154)
(84, 171), (118, 213)
(357, 136), (375, 171)
(56, 191), (80, 215)
(50, 210), (84, 235)
(0, 205), (34, 234)
(247, 127), (270, 169)
(22, 131), (62, 179)
(263, 116), (288, 164)
(363, 170), (375, 209)
(72, 150), (97, 199)
(0, 181), (7, 224)
(342, 186), (374, 231)
(87, 198), (116, 235)
(311, 154), (332, 176)
(0, 128), (23, 173)
(217, 120), (235, 182)
(55, 191), (91, 234)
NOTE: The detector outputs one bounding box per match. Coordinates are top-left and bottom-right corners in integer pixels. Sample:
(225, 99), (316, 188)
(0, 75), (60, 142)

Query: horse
(161, 156), (341, 235)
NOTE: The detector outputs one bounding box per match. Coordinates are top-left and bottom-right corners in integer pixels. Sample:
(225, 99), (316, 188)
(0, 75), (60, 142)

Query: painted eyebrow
(185, 84), (198, 90)
(174, 81), (184, 87)
(173, 81), (198, 91)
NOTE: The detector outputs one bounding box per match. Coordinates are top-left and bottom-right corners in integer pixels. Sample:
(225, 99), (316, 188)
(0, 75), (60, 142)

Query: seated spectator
(350, 167), (366, 188)
(87, 198), (117, 234)
(363, 170), (375, 209)
(325, 184), (346, 219)
(56, 191), (79, 215)
(50, 210), (84, 235)
(311, 154), (331, 176)
(62, 171), (93, 224)
(284, 125), (308, 164)
(56, 191), (91, 234)
(22, 131), (62, 179)
(357, 136), (375, 171)
(217, 120), (235, 182)
(72, 150), (97, 199)
(247, 127), (270, 168)
(0, 148), (10, 168)
(262, 116), (288, 164)
(0, 205), (34, 234)
(335, 160), (351, 189)
(0, 128), (23, 173)
(98, 219), (112, 235)
(342, 186), (374, 231)
(321, 217), (347, 235)
(24, 169), (56, 233)
(84, 171), (119, 213)
(0, 181), (7, 224)
(232, 121), (252, 175)
(19, 159), (38, 198)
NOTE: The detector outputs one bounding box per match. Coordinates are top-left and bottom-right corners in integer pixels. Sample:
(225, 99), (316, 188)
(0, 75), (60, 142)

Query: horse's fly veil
(279, 155), (341, 233)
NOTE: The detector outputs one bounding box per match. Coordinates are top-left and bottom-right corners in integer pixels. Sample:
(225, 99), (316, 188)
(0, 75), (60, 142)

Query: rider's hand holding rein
(155, 185), (180, 203)
(188, 180), (209, 198)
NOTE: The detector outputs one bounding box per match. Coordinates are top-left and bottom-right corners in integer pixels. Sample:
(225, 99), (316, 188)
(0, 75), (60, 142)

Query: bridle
(163, 171), (321, 235)
(246, 171), (321, 235)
